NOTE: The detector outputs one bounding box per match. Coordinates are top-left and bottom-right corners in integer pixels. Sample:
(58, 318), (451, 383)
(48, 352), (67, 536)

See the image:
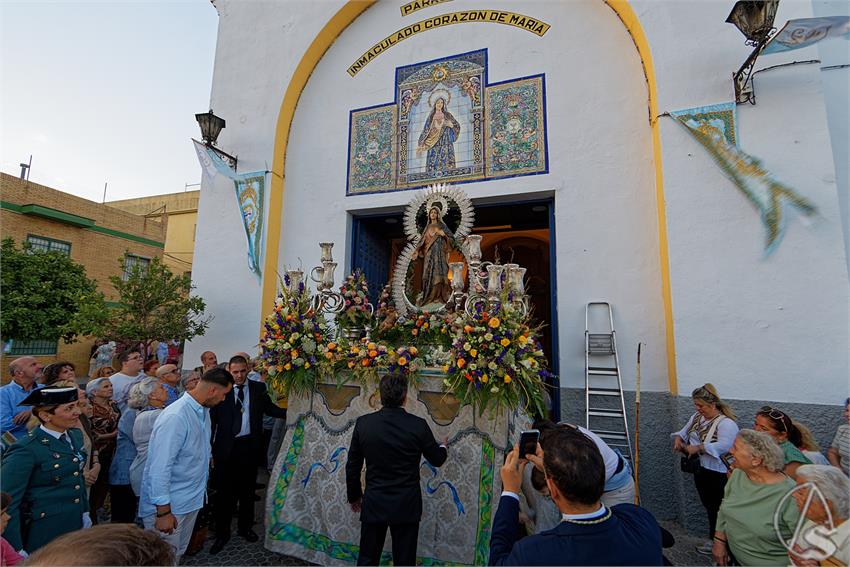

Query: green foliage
(84, 255), (210, 350)
(0, 238), (107, 343)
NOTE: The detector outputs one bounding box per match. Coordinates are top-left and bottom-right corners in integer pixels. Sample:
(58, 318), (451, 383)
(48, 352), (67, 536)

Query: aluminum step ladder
(585, 302), (633, 461)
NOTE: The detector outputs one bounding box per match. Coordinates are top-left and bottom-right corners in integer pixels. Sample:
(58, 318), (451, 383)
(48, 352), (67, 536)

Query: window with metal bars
(25, 234), (71, 255)
(8, 339), (58, 355)
(122, 254), (150, 281)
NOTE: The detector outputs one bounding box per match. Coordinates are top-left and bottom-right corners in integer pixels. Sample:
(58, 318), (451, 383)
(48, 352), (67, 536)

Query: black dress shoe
(254, 482), (265, 489)
(239, 529), (259, 543)
(209, 536), (230, 555)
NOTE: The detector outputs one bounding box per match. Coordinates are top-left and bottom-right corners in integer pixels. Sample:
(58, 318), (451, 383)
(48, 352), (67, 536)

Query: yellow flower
(367, 342), (376, 350)
(304, 362), (311, 369)
(500, 338), (510, 347)
(488, 317), (501, 328)
(470, 348), (478, 358)
(518, 335), (528, 345)
(409, 346), (418, 355)
(481, 374), (489, 384)
(398, 357), (407, 366)
(442, 364), (450, 373)
(284, 363), (292, 371)
(351, 346), (360, 354)
(503, 374), (512, 384)
(423, 322), (429, 329)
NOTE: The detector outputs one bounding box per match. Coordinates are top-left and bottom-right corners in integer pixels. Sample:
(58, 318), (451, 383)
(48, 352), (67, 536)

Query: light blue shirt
(0, 381), (41, 439)
(138, 392), (211, 518)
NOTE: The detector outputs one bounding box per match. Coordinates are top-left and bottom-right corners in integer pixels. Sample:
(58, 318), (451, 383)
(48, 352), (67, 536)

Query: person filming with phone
(489, 425), (663, 565)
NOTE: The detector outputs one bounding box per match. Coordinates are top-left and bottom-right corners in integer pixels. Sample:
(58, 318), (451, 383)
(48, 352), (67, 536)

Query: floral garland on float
(336, 270), (373, 339)
(257, 273), (334, 398)
(442, 288), (551, 418)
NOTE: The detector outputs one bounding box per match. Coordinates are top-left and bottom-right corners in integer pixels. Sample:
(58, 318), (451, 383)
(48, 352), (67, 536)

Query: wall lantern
(195, 109), (238, 170)
(726, 0), (781, 104)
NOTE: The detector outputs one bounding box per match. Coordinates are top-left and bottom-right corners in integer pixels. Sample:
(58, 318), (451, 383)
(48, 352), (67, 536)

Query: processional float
(260, 183), (553, 565)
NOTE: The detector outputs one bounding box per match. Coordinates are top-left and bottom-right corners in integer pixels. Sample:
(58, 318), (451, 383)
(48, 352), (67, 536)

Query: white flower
(463, 342), (472, 351)
(484, 333), (493, 341)
(490, 386), (500, 393)
(283, 343), (292, 350)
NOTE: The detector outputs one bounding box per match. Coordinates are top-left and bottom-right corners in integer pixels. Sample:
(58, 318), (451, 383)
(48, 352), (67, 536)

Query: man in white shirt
(109, 349), (144, 410)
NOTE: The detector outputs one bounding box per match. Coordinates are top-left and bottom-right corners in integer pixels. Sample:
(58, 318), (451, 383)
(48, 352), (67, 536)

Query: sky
(0, 0), (219, 202)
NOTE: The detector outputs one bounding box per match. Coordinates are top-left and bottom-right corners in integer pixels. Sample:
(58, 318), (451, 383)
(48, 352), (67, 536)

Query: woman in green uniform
(2, 387), (89, 553)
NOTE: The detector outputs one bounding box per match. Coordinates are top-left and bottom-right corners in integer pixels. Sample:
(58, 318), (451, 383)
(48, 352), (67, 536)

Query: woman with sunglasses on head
(671, 384), (739, 555)
(754, 406), (811, 480)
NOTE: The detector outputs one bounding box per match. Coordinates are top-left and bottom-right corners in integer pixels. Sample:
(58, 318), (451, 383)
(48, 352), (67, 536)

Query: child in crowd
(1, 492), (24, 566)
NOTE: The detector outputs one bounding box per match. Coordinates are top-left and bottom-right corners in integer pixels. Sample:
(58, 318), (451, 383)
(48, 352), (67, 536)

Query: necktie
(233, 385), (245, 435)
(60, 432), (73, 449)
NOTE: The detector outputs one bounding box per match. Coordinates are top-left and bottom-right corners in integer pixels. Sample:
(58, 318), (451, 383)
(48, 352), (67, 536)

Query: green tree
(0, 238), (107, 344)
(89, 255), (211, 353)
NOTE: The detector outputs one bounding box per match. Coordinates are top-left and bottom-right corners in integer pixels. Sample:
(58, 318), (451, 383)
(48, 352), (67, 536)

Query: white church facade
(189, 0), (849, 535)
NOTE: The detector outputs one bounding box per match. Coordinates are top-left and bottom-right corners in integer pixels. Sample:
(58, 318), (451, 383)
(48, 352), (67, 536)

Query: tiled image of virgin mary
(416, 95), (460, 174)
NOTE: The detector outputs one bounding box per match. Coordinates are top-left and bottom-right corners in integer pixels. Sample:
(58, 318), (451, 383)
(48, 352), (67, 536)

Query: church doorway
(351, 198), (560, 418)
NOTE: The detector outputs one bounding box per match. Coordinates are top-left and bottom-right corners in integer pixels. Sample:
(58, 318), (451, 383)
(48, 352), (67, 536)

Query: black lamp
(726, 0), (781, 104)
(195, 109), (237, 169)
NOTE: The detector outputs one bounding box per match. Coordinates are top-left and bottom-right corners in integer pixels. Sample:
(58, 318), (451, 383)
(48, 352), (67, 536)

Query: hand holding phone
(519, 429), (540, 459)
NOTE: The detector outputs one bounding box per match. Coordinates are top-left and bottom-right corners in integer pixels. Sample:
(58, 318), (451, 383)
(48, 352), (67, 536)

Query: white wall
(636, 0), (849, 404)
(191, 0), (848, 406)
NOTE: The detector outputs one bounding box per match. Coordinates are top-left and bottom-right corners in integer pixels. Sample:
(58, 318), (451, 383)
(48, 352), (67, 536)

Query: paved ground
(182, 471), (711, 566)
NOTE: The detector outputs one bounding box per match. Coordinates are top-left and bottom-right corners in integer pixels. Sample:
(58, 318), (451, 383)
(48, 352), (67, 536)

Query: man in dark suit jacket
(209, 355), (287, 554)
(489, 426), (663, 566)
(345, 373), (448, 566)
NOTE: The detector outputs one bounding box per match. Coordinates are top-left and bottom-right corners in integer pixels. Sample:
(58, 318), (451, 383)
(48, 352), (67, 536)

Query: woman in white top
(672, 383), (739, 555)
(127, 378), (167, 497)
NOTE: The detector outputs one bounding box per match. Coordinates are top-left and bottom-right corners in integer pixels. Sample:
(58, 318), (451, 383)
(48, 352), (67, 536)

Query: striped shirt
(831, 424), (850, 476)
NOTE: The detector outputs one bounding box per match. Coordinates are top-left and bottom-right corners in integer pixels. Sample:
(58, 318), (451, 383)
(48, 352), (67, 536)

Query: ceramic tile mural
(348, 105), (397, 194)
(485, 76), (547, 178)
(346, 49), (547, 195)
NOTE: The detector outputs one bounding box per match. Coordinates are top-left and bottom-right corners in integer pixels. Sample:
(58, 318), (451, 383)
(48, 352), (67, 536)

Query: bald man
(1, 356), (44, 439)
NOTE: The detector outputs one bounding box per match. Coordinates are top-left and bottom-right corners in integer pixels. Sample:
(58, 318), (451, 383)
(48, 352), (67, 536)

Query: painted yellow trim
(261, 0), (376, 332)
(262, 0), (679, 395)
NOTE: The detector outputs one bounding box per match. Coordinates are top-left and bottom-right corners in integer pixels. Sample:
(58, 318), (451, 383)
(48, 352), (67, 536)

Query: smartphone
(519, 429), (540, 458)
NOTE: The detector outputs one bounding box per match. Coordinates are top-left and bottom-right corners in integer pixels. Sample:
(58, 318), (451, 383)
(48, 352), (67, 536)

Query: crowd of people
(0, 347), (847, 566)
(0, 347), (287, 565)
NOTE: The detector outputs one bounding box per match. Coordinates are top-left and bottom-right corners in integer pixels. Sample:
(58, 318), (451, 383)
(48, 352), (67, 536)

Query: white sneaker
(695, 541), (714, 555)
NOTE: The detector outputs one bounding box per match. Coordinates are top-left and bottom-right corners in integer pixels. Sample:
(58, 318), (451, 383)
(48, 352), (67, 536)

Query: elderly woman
(713, 429), (800, 566)
(2, 388), (89, 553)
(108, 379), (159, 524)
(827, 398), (849, 476)
(789, 464), (849, 566)
(754, 406), (812, 479)
(143, 359), (159, 378)
(86, 377), (120, 523)
(41, 362), (76, 387)
(672, 384), (739, 554)
(181, 369), (201, 393)
(128, 378), (168, 496)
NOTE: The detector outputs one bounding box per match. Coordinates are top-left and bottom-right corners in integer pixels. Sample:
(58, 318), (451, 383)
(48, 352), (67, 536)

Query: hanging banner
(235, 173), (265, 276)
(192, 138), (265, 275)
(762, 16), (850, 55)
(670, 102), (739, 147)
(672, 108), (817, 254)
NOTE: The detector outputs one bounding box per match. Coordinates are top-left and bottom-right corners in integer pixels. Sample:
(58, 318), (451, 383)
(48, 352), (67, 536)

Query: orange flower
(284, 363), (292, 371)
(325, 352), (334, 360)
(369, 350), (378, 358)
(398, 357), (408, 366)
(503, 374), (512, 384)
(286, 315), (293, 321)
(489, 318), (501, 329)
(465, 372), (473, 381)
(464, 324), (473, 333)
(457, 358), (466, 368)
(327, 342), (337, 351)
(500, 338), (510, 347)
(412, 329), (418, 336)
(361, 359), (370, 367)
(348, 361), (355, 369)
(409, 346), (418, 355)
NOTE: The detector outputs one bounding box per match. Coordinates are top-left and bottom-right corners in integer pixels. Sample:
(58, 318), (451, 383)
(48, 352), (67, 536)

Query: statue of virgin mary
(413, 202), (454, 306)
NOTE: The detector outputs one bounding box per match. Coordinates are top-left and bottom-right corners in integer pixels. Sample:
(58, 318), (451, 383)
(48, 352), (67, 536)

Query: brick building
(0, 172), (166, 378)
(107, 191), (199, 276)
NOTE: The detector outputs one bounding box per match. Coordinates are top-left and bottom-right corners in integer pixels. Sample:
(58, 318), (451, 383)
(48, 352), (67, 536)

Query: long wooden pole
(634, 342), (642, 505)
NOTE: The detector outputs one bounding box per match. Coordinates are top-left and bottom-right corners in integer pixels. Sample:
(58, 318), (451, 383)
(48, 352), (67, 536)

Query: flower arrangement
(442, 296), (550, 416)
(409, 311), (455, 348)
(257, 275), (332, 398)
(339, 340), (421, 384)
(337, 271), (373, 330)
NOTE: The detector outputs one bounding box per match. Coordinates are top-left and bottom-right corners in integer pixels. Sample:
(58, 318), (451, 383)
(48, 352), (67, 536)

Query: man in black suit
(345, 373), (448, 566)
(209, 355), (287, 554)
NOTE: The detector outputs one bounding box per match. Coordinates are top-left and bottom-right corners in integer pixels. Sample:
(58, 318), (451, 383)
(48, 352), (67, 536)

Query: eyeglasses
(758, 406), (788, 432)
